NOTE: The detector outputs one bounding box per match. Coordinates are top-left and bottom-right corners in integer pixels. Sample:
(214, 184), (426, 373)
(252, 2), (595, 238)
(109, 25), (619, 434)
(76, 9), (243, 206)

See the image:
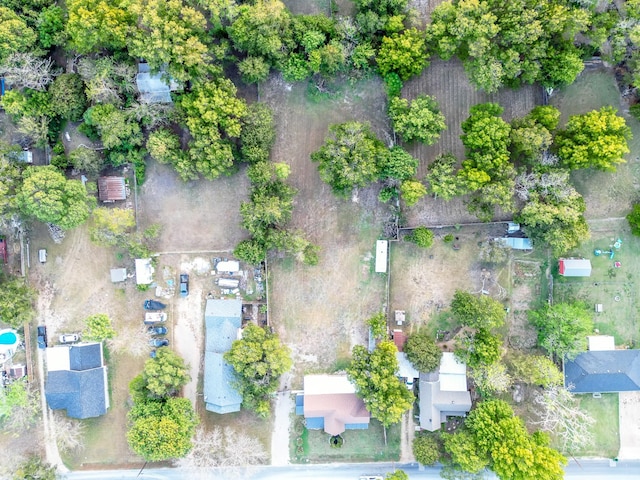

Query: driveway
(618, 391), (640, 459)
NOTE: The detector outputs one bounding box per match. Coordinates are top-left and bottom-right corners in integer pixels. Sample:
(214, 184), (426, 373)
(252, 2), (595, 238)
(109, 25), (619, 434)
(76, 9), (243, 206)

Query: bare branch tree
(128, 102), (175, 129)
(0, 380), (41, 435)
(0, 53), (59, 91)
(51, 412), (86, 454)
(532, 385), (595, 453)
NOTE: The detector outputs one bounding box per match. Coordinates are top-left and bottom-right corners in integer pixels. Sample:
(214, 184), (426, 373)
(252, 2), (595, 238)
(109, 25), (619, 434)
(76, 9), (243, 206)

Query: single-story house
(587, 335), (615, 351)
(203, 299), (243, 414)
(45, 342), (109, 419)
(135, 258), (154, 285)
(419, 352), (472, 432)
(564, 350), (640, 393)
(495, 237), (532, 250)
(97, 176), (126, 202)
(396, 352), (419, 388)
(559, 258), (592, 277)
(136, 63), (180, 103)
(298, 374), (370, 436)
(110, 267), (127, 283)
(375, 240), (388, 273)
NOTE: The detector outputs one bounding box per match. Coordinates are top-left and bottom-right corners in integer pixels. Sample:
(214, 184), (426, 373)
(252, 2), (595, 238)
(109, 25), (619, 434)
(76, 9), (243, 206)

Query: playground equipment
(594, 249), (615, 259)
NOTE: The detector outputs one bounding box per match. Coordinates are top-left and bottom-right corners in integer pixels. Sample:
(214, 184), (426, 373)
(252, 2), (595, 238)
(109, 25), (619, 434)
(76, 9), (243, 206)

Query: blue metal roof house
(203, 299), (243, 414)
(564, 350), (640, 393)
(45, 343), (109, 419)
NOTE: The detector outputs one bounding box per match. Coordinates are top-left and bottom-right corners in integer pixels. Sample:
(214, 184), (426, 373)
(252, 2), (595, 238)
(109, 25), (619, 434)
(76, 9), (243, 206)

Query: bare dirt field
(402, 58), (543, 226)
(262, 75), (391, 377)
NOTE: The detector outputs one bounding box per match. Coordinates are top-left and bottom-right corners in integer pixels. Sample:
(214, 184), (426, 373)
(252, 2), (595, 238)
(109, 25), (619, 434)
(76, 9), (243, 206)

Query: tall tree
(66, 0), (134, 53)
(177, 78), (247, 179)
(17, 166), (95, 229)
(508, 353), (563, 387)
(555, 106), (632, 171)
(450, 290), (506, 331)
(0, 277), (35, 328)
(377, 28), (429, 81)
(311, 121), (386, 196)
(82, 313), (116, 342)
(347, 341), (414, 429)
(441, 430), (489, 474)
(224, 323), (292, 417)
(140, 347), (191, 399)
(240, 103), (276, 164)
(48, 73), (87, 121)
(528, 302), (593, 360)
(404, 331), (442, 372)
(412, 434), (440, 465)
(425, 153), (462, 200)
(388, 95), (446, 144)
(0, 7), (37, 63)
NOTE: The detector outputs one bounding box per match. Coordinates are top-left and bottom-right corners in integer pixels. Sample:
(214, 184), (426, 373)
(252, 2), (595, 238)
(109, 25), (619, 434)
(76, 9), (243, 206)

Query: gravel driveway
(618, 391), (640, 459)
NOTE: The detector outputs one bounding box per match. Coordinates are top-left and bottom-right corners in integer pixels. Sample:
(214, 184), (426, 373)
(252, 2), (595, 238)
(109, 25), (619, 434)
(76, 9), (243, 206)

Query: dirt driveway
(618, 391), (640, 459)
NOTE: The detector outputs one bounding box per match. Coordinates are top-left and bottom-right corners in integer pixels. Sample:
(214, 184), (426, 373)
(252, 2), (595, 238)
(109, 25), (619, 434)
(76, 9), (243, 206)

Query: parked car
(59, 333), (79, 344)
(149, 338), (169, 348)
(37, 325), (47, 349)
(149, 349), (157, 359)
(143, 312), (167, 324)
(148, 326), (167, 335)
(143, 299), (166, 310)
(179, 274), (189, 297)
(38, 248), (47, 263)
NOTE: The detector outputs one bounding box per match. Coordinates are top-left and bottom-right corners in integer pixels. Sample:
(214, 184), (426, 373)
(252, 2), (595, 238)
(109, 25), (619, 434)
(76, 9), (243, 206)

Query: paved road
(61, 459), (640, 480)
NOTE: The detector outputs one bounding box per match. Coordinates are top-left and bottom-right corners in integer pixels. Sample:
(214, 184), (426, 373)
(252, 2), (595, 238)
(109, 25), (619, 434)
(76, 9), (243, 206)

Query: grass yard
(571, 393), (620, 458)
(290, 415), (400, 463)
(553, 231), (640, 346)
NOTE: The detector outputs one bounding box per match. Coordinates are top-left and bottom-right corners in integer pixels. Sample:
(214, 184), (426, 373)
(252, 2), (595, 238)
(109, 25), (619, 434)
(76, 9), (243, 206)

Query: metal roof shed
(135, 258), (154, 285)
(495, 237), (532, 250)
(375, 240), (388, 273)
(136, 63), (180, 104)
(559, 258), (592, 277)
(98, 177), (126, 202)
(110, 268), (127, 283)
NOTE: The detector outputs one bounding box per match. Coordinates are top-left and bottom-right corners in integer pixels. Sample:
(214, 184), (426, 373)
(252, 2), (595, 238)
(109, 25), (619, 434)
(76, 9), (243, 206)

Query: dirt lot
(261, 75), (391, 377)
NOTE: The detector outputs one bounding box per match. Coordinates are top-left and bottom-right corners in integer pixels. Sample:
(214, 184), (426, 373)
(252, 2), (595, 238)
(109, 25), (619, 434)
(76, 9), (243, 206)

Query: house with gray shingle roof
(563, 350), (640, 393)
(45, 343), (109, 419)
(203, 299), (243, 414)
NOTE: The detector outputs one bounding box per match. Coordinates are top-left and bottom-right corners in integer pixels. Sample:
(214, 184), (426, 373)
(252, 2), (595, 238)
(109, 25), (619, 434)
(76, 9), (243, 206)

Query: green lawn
(570, 393), (620, 458)
(290, 415), (400, 463)
(553, 232), (640, 346)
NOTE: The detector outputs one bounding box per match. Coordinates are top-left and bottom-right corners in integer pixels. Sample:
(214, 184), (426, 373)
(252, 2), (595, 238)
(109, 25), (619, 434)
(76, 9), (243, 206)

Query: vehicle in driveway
(143, 299), (166, 310)
(149, 338), (169, 348)
(144, 312), (167, 324)
(37, 325), (47, 349)
(148, 326), (167, 335)
(179, 274), (189, 297)
(59, 333), (79, 344)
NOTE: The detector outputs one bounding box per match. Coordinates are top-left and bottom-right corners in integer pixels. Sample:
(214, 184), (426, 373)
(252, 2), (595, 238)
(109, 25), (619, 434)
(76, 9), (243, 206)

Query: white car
(59, 333), (79, 344)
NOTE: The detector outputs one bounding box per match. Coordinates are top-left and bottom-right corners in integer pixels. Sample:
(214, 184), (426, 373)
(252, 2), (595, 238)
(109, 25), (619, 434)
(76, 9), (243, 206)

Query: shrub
(406, 226), (434, 248)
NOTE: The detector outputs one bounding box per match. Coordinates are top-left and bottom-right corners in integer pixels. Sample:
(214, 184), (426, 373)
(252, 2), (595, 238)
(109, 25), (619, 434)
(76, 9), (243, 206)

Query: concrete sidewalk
(618, 391), (640, 460)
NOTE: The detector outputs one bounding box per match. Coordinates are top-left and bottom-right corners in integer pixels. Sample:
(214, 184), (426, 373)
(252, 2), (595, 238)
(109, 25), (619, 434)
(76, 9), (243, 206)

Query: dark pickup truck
(143, 299), (166, 310)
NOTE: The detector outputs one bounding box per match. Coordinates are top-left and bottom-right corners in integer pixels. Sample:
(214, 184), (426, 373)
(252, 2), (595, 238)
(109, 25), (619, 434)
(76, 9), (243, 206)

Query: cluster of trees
(224, 323), (292, 418)
(127, 348), (197, 461)
(89, 206), (160, 258)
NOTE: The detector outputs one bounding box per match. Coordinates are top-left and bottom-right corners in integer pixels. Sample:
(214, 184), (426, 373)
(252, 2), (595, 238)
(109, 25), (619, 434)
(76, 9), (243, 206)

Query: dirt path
(399, 411), (415, 463)
(270, 372), (293, 466)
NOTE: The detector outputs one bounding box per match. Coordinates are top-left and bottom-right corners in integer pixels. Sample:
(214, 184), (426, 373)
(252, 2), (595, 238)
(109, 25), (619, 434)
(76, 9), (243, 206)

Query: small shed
(559, 258), (592, 277)
(136, 63), (180, 103)
(110, 268), (127, 283)
(375, 240), (388, 273)
(588, 335), (615, 351)
(98, 177), (126, 202)
(135, 258), (154, 285)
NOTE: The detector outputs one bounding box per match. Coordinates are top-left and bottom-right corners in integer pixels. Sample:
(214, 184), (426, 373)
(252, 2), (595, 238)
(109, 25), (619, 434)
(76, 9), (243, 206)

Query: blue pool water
(0, 331), (17, 345)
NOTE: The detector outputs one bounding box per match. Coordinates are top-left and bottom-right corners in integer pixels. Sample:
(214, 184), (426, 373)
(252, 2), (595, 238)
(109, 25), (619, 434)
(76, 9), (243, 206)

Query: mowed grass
(553, 231), (640, 345)
(570, 393), (620, 458)
(290, 416), (400, 463)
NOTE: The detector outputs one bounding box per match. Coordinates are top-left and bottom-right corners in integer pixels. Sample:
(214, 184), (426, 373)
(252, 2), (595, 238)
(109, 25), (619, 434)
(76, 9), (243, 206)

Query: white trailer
(218, 278), (240, 288)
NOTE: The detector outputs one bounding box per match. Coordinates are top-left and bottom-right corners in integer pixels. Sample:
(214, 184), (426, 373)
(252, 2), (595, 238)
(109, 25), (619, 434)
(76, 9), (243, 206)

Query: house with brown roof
(296, 374), (370, 436)
(97, 176), (126, 202)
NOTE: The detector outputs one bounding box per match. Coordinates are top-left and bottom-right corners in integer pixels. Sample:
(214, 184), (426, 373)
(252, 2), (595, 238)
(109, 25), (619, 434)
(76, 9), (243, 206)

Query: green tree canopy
(377, 28), (429, 81)
(82, 313), (116, 342)
(48, 73), (87, 122)
(346, 341), (413, 428)
(404, 331), (442, 372)
(311, 121), (386, 196)
(388, 95), (446, 144)
(224, 323), (292, 417)
(425, 153), (462, 201)
(528, 302), (594, 360)
(367, 312), (388, 340)
(450, 290), (506, 331)
(240, 102), (276, 164)
(11, 456), (56, 480)
(140, 347), (191, 399)
(17, 166), (95, 229)
(441, 430), (489, 474)
(385, 470), (409, 480)
(457, 328), (503, 368)
(555, 106), (632, 171)
(127, 397), (197, 461)
(0, 7), (37, 63)
(405, 226), (434, 248)
(83, 104), (143, 151)
(0, 276), (35, 328)
(508, 353), (563, 388)
(89, 207), (136, 246)
(412, 434), (440, 465)
(378, 147), (418, 181)
(66, 0), (134, 53)
(177, 78), (247, 180)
